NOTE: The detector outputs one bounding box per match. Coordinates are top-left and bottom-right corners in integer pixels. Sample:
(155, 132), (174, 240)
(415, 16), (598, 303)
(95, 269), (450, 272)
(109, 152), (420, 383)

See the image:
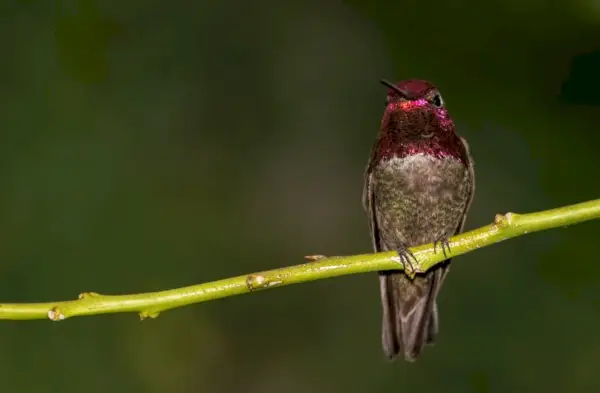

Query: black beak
(380, 79), (411, 99)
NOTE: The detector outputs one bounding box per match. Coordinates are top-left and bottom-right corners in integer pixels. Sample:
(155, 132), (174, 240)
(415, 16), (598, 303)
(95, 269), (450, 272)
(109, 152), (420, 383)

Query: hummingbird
(362, 79), (475, 362)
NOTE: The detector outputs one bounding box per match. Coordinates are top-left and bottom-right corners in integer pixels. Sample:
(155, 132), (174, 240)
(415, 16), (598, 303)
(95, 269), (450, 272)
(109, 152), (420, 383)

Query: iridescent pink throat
(371, 100), (468, 166)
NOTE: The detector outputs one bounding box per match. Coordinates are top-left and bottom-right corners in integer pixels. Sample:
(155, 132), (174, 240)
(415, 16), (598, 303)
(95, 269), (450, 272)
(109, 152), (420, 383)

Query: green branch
(1, 199), (599, 321)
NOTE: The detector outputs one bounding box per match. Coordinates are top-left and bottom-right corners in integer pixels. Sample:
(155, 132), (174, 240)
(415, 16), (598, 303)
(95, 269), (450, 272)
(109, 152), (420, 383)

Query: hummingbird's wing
(455, 137), (476, 233)
(362, 152), (382, 251)
(362, 153), (402, 358)
(434, 137), (476, 292)
(364, 165), (421, 360)
(426, 136), (476, 343)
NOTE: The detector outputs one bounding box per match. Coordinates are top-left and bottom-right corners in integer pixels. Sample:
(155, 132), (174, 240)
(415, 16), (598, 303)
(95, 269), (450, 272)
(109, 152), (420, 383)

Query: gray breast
(372, 154), (471, 250)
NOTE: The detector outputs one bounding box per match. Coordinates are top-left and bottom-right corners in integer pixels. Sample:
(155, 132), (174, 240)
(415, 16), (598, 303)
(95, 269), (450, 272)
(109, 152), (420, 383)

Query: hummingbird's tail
(426, 302), (439, 345)
(379, 267), (445, 361)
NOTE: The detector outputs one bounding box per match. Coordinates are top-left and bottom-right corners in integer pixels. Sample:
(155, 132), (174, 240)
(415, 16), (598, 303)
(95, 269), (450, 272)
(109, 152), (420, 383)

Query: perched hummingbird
(362, 79), (475, 362)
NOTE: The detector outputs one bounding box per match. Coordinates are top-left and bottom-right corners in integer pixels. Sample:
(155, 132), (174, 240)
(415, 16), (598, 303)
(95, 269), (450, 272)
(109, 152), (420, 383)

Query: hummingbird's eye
(429, 92), (444, 108)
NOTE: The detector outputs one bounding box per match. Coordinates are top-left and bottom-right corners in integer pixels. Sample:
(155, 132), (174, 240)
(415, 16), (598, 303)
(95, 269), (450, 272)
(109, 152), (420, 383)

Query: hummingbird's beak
(380, 79), (411, 99)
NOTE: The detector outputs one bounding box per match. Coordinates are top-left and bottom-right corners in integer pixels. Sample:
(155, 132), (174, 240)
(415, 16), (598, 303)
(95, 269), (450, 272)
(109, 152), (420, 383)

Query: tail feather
(380, 272), (400, 358)
(379, 265), (445, 361)
(425, 302), (439, 345)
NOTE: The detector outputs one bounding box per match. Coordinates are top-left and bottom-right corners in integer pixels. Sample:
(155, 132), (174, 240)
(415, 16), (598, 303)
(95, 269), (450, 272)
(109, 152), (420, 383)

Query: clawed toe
(395, 246), (418, 274)
(433, 237), (451, 259)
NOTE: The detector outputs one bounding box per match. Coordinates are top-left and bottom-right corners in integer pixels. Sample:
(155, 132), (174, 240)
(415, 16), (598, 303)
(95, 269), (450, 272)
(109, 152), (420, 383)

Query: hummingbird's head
(374, 78), (466, 163)
(380, 79), (454, 139)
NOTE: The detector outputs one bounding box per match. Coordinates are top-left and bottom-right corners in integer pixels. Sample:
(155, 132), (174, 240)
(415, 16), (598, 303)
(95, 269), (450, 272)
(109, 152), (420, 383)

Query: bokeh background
(1, 0), (599, 392)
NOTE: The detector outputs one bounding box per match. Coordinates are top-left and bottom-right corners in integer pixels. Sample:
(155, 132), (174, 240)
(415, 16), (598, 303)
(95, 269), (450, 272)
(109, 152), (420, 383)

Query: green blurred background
(1, 0), (599, 392)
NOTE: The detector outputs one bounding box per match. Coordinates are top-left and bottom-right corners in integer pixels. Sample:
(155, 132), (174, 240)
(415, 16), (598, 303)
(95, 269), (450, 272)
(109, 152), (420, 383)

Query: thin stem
(1, 199), (598, 321)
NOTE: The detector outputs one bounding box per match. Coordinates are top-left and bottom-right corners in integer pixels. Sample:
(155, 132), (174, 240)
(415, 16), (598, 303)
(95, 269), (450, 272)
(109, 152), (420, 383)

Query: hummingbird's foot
(395, 246), (419, 275)
(433, 236), (451, 259)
